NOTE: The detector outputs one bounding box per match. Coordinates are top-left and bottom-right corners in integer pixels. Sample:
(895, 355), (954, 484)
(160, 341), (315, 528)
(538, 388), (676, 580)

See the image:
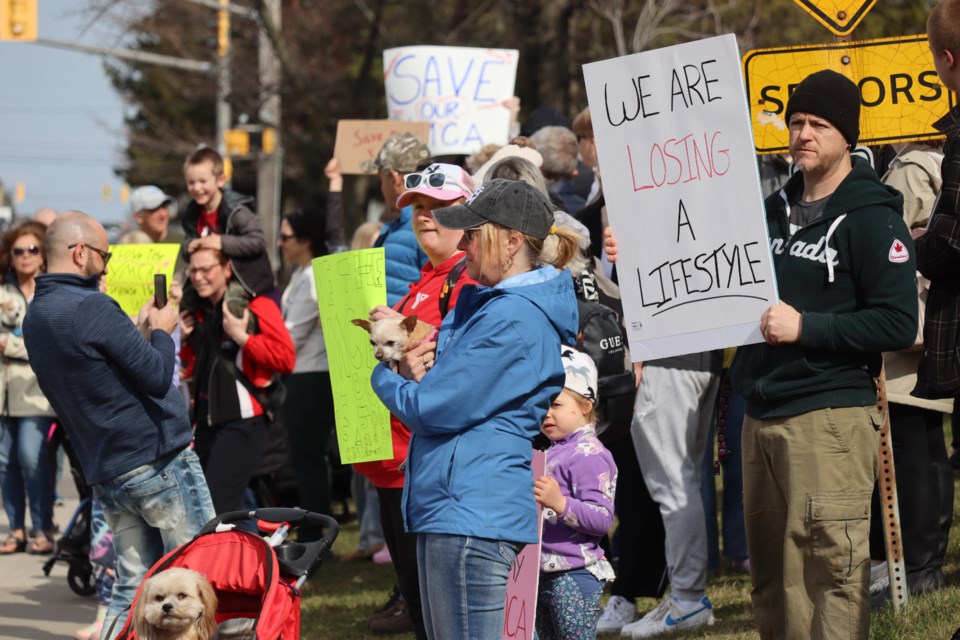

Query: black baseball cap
(433, 178), (554, 240)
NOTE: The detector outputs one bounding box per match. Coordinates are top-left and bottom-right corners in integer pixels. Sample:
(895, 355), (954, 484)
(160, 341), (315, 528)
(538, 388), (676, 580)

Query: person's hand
(179, 311), (195, 340)
(325, 158), (343, 193)
(193, 235), (222, 251)
(633, 361), (643, 388)
(760, 302), (802, 345)
(503, 96), (521, 122)
(910, 227), (926, 240)
(398, 339), (437, 382)
(534, 476), (566, 514)
(603, 226), (618, 264)
(0, 337), (7, 352)
(147, 298), (179, 335)
(169, 281), (183, 305)
(369, 305), (401, 322)
(221, 300), (250, 346)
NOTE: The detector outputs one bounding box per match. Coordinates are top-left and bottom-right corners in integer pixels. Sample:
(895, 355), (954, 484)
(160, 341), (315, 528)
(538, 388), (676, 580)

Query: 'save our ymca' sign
(584, 34), (777, 361)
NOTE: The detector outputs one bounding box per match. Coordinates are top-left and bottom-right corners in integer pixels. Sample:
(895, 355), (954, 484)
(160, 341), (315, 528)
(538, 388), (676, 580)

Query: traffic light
(14, 182), (24, 203)
(0, 0), (38, 42)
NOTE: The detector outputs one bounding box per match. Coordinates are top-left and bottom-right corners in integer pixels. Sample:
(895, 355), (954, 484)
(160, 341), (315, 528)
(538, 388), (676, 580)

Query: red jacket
(354, 253), (474, 488)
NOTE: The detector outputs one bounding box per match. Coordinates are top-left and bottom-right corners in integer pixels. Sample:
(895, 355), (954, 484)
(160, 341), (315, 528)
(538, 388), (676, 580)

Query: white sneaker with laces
(597, 595), (638, 634)
(620, 596), (715, 638)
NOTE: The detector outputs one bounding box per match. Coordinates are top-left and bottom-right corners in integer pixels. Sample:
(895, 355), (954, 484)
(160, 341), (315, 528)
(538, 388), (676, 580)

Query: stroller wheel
(68, 566), (97, 597)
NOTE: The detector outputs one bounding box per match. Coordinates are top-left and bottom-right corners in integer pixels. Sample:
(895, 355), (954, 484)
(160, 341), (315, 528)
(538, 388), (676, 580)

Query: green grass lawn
(299, 475), (960, 640)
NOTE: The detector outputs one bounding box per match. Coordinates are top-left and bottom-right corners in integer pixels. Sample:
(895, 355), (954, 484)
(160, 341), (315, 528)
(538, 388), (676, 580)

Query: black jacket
(732, 158), (918, 419)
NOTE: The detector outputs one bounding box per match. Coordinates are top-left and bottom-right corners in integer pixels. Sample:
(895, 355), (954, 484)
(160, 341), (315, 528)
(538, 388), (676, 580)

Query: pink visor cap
(397, 163), (476, 208)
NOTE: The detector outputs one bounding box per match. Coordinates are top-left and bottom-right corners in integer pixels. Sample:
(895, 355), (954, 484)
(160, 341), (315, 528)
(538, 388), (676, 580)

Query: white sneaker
(870, 561), (889, 595)
(597, 595), (638, 634)
(620, 596), (715, 638)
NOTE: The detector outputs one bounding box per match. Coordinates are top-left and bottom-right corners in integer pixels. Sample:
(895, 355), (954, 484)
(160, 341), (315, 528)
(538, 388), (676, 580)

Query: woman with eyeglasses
(0, 221), (58, 555)
(179, 248), (295, 516)
(371, 178), (582, 639)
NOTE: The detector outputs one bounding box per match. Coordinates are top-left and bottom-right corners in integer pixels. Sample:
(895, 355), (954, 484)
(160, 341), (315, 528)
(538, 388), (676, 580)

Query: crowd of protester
(3, 4), (960, 639)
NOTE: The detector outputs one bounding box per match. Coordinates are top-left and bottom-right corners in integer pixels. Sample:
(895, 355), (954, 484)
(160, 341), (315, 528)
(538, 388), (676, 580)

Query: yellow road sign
(743, 35), (953, 154)
(793, 0), (877, 36)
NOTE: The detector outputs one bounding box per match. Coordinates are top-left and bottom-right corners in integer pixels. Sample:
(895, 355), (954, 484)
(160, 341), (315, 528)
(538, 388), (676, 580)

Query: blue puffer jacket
(375, 205), (429, 306)
(371, 265), (578, 544)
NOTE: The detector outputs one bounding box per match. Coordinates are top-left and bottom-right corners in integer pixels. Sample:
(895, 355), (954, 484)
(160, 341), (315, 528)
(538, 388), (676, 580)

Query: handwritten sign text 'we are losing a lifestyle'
(384, 46), (518, 155)
(584, 34), (778, 361)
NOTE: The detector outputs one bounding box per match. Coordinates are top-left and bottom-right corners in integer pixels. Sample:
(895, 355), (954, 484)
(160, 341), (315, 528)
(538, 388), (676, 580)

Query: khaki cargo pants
(742, 406), (882, 640)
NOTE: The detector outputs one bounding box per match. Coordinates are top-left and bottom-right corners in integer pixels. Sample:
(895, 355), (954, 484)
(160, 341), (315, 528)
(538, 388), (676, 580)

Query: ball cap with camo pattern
(361, 132), (431, 174)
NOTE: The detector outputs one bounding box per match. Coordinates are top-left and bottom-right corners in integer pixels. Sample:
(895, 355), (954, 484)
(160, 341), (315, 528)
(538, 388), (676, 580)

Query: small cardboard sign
(334, 120), (430, 175)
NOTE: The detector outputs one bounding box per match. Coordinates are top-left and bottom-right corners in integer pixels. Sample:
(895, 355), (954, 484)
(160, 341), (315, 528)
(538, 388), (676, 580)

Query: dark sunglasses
(405, 172), (447, 190)
(278, 233), (297, 242)
(67, 242), (112, 267)
(463, 227), (484, 242)
(11, 245), (40, 257)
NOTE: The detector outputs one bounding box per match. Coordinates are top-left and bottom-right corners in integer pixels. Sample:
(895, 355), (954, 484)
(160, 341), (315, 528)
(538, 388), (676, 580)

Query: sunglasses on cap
(404, 171), (449, 190)
(11, 245), (40, 257)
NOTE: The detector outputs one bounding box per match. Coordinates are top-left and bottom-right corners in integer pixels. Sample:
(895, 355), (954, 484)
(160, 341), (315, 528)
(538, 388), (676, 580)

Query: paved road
(0, 471), (97, 640)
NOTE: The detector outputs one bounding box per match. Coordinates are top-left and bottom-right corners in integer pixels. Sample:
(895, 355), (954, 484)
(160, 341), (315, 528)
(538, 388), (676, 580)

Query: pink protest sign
(502, 449), (545, 640)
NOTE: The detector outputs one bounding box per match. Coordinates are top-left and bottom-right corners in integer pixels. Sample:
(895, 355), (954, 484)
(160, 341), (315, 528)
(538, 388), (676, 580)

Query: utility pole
(216, 0), (231, 160)
(257, 0), (282, 266)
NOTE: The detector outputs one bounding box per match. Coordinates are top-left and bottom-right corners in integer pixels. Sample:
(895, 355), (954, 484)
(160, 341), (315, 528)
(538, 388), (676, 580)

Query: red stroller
(114, 508), (339, 639)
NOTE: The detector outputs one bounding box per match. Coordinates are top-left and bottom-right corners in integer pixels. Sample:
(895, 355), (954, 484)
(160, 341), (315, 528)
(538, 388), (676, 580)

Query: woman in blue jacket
(371, 179), (580, 639)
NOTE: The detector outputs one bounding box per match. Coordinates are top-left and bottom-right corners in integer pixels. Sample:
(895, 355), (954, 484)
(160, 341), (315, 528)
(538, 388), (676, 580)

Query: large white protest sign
(584, 34), (778, 361)
(383, 45), (518, 155)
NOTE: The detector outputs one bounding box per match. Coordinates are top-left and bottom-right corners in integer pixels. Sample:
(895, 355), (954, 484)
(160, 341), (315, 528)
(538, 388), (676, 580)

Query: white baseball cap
(130, 186), (175, 214)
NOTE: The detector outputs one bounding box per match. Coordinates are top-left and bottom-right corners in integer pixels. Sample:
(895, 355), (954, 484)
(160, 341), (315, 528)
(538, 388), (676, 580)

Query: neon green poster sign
(313, 248), (392, 464)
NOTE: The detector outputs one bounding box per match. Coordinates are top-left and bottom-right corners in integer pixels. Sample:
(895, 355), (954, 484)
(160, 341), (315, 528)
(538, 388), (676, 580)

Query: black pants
(605, 431), (669, 599)
(283, 372), (335, 540)
(377, 487), (427, 640)
(869, 403), (953, 590)
(195, 415), (268, 515)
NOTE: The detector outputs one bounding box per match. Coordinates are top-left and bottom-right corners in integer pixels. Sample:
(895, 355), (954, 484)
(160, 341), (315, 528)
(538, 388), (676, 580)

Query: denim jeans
(417, 533), (523, 640)
(0, 416), (55, 533)
(96, 447), (215, 640)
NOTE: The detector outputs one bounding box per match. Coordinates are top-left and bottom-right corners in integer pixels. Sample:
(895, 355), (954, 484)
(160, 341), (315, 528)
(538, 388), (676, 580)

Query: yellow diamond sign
(793, 0), (877, 36)
(743, 35), (953, 154)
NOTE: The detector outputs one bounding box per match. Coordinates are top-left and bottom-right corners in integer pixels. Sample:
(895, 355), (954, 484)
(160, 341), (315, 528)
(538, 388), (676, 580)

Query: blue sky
(0, 1), (128, 223)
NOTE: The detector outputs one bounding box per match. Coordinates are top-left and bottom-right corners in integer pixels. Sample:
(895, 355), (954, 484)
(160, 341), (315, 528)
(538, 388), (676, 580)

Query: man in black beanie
(730, 70), (918, 639)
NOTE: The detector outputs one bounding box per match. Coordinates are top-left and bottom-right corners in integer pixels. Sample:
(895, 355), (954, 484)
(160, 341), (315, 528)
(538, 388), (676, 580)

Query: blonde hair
(350, 221), (383, 250)
(563, 388), (597, 425)
(471, 222), (581, 281)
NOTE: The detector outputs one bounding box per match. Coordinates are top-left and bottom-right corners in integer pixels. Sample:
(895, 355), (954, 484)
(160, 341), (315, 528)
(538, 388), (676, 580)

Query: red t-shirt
(197, 208), (220, 237)
(353, 252), (474, 488)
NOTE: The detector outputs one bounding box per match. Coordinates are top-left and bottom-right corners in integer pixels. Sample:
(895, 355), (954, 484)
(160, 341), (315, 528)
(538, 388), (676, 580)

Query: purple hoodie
(540, 424), (617, 581)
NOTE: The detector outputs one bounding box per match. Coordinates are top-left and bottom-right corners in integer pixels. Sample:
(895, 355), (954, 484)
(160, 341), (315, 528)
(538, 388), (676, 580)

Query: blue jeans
(417, 533), (523, 640)
(0, 416), (55, 533)
(95, 447), (215, 640)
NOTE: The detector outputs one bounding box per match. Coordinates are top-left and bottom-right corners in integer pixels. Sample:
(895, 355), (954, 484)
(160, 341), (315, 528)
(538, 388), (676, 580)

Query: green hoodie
(731, 158), (918, 419)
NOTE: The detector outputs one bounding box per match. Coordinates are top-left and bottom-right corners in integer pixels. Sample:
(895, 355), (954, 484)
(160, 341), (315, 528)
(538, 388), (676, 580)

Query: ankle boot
(893, 463), (946, 594)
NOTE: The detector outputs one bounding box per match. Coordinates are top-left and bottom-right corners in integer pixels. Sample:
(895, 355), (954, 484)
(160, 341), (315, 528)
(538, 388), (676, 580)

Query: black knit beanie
(785, 70), (861, 147)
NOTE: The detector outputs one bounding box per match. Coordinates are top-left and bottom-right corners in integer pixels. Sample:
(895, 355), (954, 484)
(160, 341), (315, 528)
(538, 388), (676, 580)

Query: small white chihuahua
(352, 314), (435, 372)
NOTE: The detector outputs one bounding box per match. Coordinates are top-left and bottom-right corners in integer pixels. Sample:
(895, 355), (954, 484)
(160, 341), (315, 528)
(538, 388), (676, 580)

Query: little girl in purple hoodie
(534, 346), (618, 639)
